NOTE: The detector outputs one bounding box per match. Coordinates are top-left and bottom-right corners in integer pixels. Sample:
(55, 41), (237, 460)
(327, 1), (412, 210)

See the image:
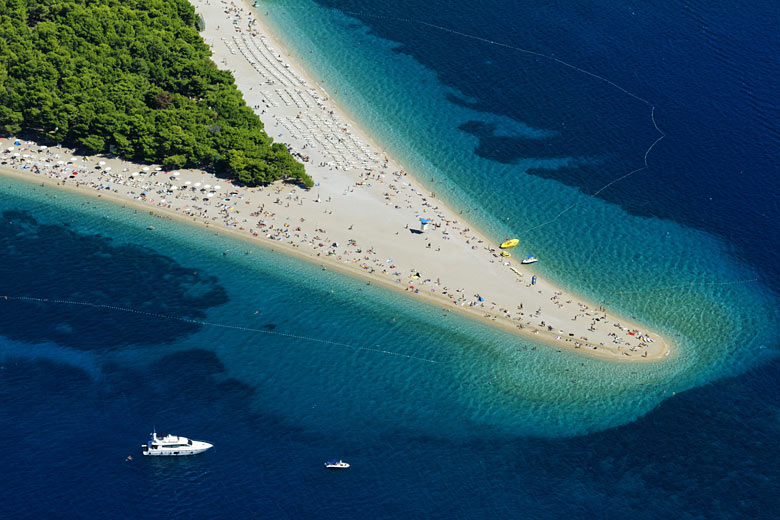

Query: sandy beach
(0, 0), (673, 361)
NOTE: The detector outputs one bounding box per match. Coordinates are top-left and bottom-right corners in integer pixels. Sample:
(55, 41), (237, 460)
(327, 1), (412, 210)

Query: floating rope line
(0, 295), (441, 364)
(334, 10), (653, 105)
(269, 4), (667, 234)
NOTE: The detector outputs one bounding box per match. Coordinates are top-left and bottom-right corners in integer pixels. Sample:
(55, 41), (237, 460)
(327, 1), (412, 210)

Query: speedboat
(324, 459), (350, 469)
(521, 254), (538, 264)
(141, 430), (213, 456)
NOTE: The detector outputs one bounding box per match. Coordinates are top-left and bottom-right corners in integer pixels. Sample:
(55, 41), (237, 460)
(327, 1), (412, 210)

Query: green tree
(0, 0), (311, 187)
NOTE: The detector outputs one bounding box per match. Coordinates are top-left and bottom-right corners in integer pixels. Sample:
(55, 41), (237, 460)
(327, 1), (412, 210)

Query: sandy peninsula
(0, 0), (673, 361)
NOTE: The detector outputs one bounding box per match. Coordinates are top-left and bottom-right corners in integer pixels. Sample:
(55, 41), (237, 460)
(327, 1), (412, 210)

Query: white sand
(0, 0), (673, 361)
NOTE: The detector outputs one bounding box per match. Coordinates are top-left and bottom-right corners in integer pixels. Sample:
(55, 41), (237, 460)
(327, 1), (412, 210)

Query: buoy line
(270, 3), (666, 235)
(0, 295), (441, 364)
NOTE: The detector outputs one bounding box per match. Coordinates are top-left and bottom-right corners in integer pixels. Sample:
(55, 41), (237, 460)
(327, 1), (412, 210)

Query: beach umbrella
(169, 186), (178, 190)
(184, 181), (192, 185)
(99, 161), (106, 166)
(204, 184), (211, 188)
(57, 160), (65, 165)
(69, 157), (78, 162)
(194, 182), (201, 187)
(6, 147), (14, 151)
(172, 172), (180, 176)
(155, 167), (162, 171)
(214, 185), (221, 190)
(142, 166), (150, 171)
(105, 166), (112, 171)
(207, 193), (215, 197)
(40, 145), (48, 149)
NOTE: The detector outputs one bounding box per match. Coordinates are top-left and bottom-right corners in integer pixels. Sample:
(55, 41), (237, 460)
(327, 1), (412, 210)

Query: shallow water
(1, 177), (718, 439)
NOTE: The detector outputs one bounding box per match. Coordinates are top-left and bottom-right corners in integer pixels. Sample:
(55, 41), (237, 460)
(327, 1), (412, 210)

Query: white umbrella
(99, 161), (106, 166)
(40, 145), (48, 149)
(184, 181), (192, 185)
(207, 193), (215, 197)
(105, 166), (112, 171)
(142, 166), (150, 171)
(204, 184), (211, 188)
(214, 185), (221, 190)
(169, 185), (178, 190)
(172, 172), (180, 176)
(69, 157), (78, 162)
(23, 154), (30, 158)
(57, 160), (65, 165)
(155, 167), (162, 171)
(7, 147), (14, 151)
(194, 182), (201, 187)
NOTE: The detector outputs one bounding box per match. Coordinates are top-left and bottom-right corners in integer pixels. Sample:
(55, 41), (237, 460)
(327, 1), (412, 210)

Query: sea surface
(2, 0), (779, 517)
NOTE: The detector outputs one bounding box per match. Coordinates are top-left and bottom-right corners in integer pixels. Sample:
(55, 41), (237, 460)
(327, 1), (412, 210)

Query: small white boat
(141, 430), (213, 456)
(324, 459), (350, 469)
(521, 254), (538, 264)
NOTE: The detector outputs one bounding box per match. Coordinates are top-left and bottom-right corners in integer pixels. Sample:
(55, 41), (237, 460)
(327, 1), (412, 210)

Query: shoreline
(212, 0), (674, 361)
(0, 0), (674, 362)
(3, 165), (669, 362)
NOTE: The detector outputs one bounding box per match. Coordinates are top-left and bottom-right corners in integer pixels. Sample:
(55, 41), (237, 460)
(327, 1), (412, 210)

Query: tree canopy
(0, 0), (312, 186)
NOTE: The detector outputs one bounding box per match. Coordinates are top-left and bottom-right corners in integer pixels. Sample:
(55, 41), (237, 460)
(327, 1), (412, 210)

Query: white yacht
(521, 254), (538, 264)
(324, 459), (350, 469)
(141, 430), (213, 456)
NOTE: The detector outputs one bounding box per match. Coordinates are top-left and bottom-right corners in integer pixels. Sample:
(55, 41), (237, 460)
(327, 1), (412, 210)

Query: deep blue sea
(2, 1), (779, 518)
